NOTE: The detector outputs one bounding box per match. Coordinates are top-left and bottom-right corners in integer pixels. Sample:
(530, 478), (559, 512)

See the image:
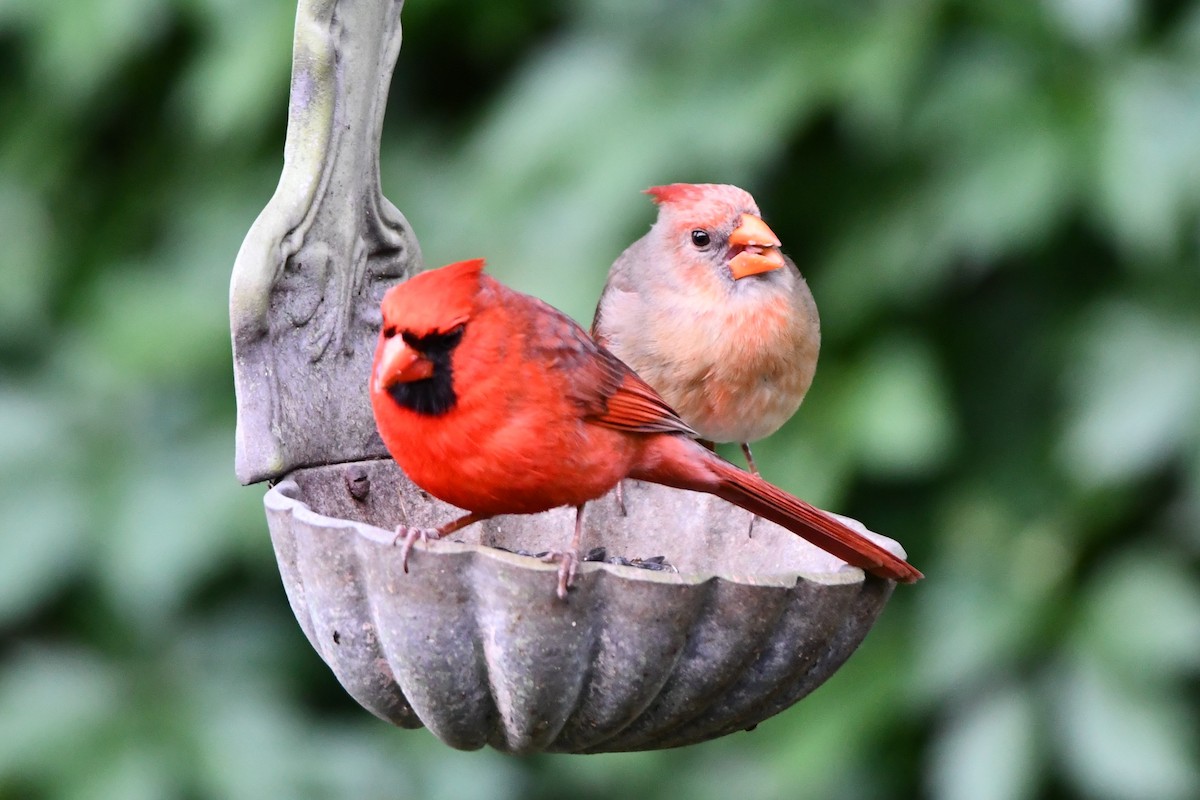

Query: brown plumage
(592, 183), (819, 472)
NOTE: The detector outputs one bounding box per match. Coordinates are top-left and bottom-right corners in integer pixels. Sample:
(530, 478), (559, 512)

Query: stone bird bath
(231, 0), (908, 754)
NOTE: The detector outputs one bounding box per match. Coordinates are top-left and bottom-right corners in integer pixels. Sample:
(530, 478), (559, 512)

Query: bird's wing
(524, 293), (698, 438)
(589, 244), (640, 344)
(594, 364), (699, 436)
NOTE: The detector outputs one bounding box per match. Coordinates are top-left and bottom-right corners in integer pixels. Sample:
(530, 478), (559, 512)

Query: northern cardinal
(370, 259), (921, 599)
(592, 183), (819, 475)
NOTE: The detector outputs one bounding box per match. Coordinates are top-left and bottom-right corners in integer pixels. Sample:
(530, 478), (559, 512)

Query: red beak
(374, 335), (434, 393)
(728, 213), (786, 279)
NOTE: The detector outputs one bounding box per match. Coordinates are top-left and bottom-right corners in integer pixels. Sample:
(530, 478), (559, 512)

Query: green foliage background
(2, 0), (1199, 797)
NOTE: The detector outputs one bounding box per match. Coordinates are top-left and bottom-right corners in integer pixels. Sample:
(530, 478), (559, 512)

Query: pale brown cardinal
(370, 258), (920, 599)
(592, 183), (819, 475)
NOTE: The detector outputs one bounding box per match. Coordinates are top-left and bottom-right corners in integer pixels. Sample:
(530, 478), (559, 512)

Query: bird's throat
(385, 352), (457, 416)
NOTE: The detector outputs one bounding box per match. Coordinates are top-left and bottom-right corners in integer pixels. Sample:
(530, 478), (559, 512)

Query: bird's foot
(740, 443), (760, 538)
(540, 549), (580, 601)
(392, 525), (442, 574)
(614, 480), (628, 516)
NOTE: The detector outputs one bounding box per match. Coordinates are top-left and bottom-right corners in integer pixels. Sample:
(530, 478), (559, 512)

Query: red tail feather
(638, 437), (922, 583)
(712, 461), (922, 582)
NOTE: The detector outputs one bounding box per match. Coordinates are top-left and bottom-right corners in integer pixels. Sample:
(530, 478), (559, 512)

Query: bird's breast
(377, 376), (637, 516)
(619, 288), (818, 443)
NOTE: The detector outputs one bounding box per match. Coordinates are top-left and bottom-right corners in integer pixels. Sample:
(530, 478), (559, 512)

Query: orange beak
(728, 213), (786, 279)
(373, 335), (434, 393)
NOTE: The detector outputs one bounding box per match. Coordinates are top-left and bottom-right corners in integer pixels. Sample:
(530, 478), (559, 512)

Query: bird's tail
(638, 437), (923, 583)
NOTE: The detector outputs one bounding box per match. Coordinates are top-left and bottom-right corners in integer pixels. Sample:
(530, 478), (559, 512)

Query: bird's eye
(690, 229), (711, 248)
(383, 326), (397, 339)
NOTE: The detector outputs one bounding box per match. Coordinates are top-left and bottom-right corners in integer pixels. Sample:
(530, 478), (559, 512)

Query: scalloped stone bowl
(265, 459), (902, 754)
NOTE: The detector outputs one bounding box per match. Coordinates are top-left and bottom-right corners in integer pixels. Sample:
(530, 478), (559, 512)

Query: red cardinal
(370, 259), (921, 599)
(592, 183), (819, 475)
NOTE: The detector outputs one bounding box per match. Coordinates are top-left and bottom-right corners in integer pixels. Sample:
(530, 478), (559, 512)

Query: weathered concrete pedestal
(265, 460), (898, 753)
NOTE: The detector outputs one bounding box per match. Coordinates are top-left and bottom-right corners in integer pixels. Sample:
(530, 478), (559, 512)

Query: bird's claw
(614, 481), (628, 516)
(392, 525), (436, 574)
(540, 549), (580, 601)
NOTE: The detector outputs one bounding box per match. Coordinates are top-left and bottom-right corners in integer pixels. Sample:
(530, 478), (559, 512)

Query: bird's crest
(645, 183), (709, 206)
(644, 183), (759, 229)
(381, 258), (485, 337)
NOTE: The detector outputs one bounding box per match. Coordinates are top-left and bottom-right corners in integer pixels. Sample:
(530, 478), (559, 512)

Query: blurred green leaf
(1052, 652), (1200, 800)
(0, 181), (53, 342)
(0, 475), (85, 623)
(927, 118), (1073, 262)
(174, 0), (293, 142)
(1046, 0), (1139, 46)
(0, 390), (86, 622)
(844, 334), (956, 477)
(1061, 302), (1200, 486)
(24, 0), (170, 106)
(1076, 550), (1200, 680)
(0, 648), (122, 777)
(927, 686), (1040, 800)
(914, 494), (1073, 699)
(1098, 57), (1200, 258)
(64, 747), (177, 800)
(97, 430), (262, 627)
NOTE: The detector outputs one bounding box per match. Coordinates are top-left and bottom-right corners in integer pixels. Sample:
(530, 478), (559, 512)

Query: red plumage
(371, 259), (921, 598)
